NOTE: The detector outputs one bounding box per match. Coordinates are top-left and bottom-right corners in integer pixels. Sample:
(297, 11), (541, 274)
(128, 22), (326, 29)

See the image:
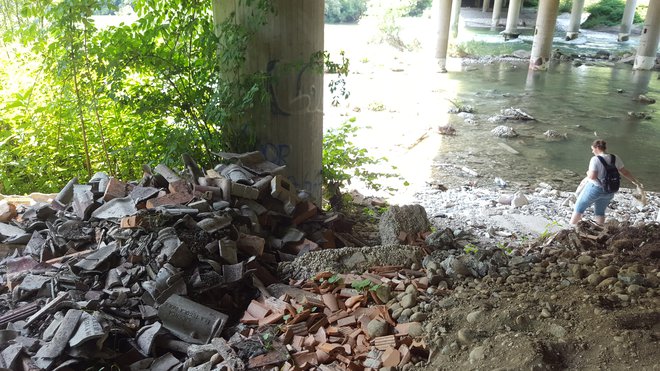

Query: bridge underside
(435, 0), (660, 71)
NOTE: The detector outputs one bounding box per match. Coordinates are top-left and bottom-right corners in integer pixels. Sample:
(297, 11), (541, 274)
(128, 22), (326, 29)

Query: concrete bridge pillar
(214, 0), (324, 201)
(618, 0), (638, 42)
(502, 0), (522, 40)
(633, 0), (660, 70)
(450, 0), (462, 39)
(565, 0), (585, 41)
(482, 0), (490, 12)
(436, 0), (453, 73)
(529, 0), (560, 70)
(491, 0), (504, 31)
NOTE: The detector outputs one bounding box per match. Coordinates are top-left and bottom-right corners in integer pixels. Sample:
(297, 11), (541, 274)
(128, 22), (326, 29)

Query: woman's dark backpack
(597, 155), (620, 193)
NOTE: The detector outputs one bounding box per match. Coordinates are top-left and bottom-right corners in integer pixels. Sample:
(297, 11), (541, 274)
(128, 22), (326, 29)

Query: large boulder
(379, 204), (431, 246)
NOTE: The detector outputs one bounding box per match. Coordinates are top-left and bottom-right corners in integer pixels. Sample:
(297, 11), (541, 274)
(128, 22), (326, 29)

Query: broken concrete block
(0, 222), (26, 243)
(158, 294), (228, 345)
(219, 238), (238, 265)
(270, 175), (299, 214)
(128, 186), (161, 203)
(197, 214), (232, 234)
(120, 215), (146, 229)
(51, 177), (78, 210)
(154, 164), (182, 183)
(168, 179), (191, 194)
(237, 233), (265, 256)
(292, 201), (318, 226)
(74, 243), (118, 272)
(220, 164), (254, 185)
(156, 228), (194, 268)
(253, 175), (274, 193)
(68, 311), (105, 348)
(34, 309), (83, 369)
(378, 205), (430, 246)
(136, 322), (161, 356)
(103, 177), (128, 202)
(230, 182), (259, 200)
(0, 200), (16, 222)
(91, 197), (138, 220)
(72, 189), (98, 220)
(192, 185), (223, 202)
(145, 192), (193, 209)
(188, 200), (211, 212)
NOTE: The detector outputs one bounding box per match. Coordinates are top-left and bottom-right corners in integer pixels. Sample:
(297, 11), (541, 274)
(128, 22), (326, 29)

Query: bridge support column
(450, 0), (462, 38)
(214, 0), (324, 201)
(618, 0), (638, 42)
(491, 0), (504, 30)
(502, 0), (522, 40)
(436, 0), (453, 73)
(633, 0), (660, 70)
(565, 0), (585, 40)
(529, 0), (559, 70)
(482, 0), (489, 12)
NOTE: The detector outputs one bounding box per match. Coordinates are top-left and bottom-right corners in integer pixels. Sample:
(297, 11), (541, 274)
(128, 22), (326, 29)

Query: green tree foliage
(0, 0), (270, 194)
(403, 0), (432, 17)
(325, 0), (368, 24)
(582, 0), (643, 29)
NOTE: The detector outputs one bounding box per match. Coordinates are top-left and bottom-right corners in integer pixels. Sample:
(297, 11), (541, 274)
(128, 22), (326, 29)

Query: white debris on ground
(409, 182), (659, 242)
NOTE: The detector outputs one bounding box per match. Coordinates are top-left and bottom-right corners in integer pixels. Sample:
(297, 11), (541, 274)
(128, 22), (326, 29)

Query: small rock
(511, 192), (529, 208)
(400, 294), (417, 309)
(597, 277), (618, 289)
(627, 284), (645, 296)
(367, 319), (389, 338)
(587, 273), (604, 286)
(577, 255), (594, 265)
(600, 266), (619, 278)
(410, 312), (428, 322)
(457, 329), (476, 345)
(469, 346), (486, 363)
(549, 324), (567, 339)
(466, 310), (484, 323)
(407, 322), (424, 337)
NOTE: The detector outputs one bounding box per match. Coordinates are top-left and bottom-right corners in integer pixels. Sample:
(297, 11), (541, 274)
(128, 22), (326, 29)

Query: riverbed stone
(600, 266), (619, 278)
(586, 273), (604, 286)
(367, 319), (389, 338)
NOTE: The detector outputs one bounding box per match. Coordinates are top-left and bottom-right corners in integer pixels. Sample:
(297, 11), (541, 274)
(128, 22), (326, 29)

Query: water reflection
(439, 62), (659, 191)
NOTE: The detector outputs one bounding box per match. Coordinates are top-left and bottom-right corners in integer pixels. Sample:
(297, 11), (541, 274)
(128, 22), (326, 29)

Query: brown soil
(344, 204), (660, 370)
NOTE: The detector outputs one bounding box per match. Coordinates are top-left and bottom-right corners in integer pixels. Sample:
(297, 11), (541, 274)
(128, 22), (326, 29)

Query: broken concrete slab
(158, 294), (228, 345)
(91, 196), (138, 220)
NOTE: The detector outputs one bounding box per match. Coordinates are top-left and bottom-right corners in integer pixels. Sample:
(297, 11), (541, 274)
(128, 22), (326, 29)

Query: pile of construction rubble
(1, 152), (427, 370)
(2, 149), (659, 370)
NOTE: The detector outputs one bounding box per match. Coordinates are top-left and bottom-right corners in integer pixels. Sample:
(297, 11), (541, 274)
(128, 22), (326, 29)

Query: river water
(438, 61), (659, 191)
(324, 16), (659, 196)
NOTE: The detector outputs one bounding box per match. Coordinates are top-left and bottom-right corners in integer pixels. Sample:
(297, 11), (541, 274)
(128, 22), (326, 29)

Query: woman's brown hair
(592, 139), (607, 151)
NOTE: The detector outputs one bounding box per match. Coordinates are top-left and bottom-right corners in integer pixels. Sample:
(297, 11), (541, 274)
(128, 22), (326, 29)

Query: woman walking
(570, 139), (641, 225)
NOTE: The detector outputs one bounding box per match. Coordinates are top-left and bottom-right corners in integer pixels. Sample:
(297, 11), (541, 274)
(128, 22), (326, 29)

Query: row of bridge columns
(436, 0), (660, 71)
(217, 0), (656, 201)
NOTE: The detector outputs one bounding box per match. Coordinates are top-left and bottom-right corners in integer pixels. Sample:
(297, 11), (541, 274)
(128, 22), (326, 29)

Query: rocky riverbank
(289, 180), (660, 370)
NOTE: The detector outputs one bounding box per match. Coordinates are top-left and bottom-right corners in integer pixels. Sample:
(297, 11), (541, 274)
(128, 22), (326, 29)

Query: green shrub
(325, 0), (369, 24)
(582, 0), (643, 29)
(322, 118), (401, 210)
(559, 0), (573, 13)
(403, 0), (433, 17)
